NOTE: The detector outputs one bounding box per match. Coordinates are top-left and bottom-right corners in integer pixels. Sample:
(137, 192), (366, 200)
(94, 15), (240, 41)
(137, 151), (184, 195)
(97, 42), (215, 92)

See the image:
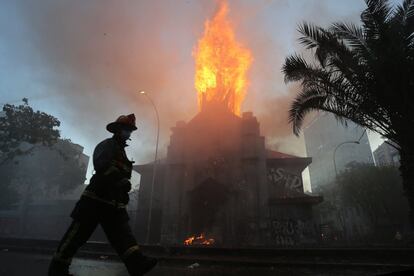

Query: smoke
(11, 0), (214, 163)
(232, 0), (364, 157)
(7, 0), (365, 186)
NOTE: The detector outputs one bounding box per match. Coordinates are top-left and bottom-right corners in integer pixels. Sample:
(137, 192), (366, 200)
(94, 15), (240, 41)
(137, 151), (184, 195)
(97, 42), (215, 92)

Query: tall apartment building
(304, 112), (374, 191)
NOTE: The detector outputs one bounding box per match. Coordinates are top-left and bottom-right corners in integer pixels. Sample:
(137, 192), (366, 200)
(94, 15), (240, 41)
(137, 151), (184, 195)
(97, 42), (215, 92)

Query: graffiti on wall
(270, 219), (315, 246)
(271, 219), (299, 246)
(267, 167), (302, 192)
(271, 219), (317, 246)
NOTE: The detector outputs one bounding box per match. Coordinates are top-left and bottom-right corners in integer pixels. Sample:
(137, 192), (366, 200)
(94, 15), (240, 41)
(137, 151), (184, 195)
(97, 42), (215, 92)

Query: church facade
(134, 105), (322, 247)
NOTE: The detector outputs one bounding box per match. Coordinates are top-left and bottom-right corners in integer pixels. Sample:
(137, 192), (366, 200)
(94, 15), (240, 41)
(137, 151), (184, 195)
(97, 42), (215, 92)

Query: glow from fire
(184, 233), (215, 246)
(193, 0), (252, 116)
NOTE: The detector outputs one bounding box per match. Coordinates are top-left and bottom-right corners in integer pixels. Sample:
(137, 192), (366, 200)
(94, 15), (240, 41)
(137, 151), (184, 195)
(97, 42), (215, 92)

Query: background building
(0, 139), (89, 239)
(373, 141), (400, 167)
(304, 112), (374, 191)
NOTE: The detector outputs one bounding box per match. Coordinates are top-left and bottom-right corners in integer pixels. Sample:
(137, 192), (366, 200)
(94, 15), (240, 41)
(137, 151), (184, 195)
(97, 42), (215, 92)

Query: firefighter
(48, 114), (157, 276)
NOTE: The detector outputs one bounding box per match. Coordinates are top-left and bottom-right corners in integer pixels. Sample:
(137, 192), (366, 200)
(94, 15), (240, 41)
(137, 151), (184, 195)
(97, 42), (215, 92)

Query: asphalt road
(0, 250), (411, 276)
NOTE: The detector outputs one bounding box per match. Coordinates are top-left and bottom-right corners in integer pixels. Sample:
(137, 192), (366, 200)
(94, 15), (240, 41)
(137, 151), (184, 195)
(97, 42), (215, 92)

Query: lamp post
(333, 129), (367, 176)
(332, 129), (366, 244)
(333, 140), (359, 244)
(139, 90), (160, 244)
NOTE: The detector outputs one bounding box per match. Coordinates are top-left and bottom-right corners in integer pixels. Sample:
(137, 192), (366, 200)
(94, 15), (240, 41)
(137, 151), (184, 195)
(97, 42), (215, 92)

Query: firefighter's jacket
(82, 137), (133, 208)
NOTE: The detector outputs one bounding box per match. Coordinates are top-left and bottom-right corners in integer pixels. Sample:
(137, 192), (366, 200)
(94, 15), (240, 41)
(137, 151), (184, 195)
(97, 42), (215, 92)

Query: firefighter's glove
(117, 178), (132, 193)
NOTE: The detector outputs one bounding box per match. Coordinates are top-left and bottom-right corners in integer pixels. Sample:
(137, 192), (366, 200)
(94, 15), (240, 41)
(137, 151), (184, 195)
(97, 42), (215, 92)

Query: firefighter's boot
(124, 251), (158, 276)
(48, 259), (73, 276)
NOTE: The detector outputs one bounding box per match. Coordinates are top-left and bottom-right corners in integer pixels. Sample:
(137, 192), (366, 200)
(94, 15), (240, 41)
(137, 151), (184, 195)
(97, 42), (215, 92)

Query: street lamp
(333, 129), (367, 176)
(138, 90), (160, 244)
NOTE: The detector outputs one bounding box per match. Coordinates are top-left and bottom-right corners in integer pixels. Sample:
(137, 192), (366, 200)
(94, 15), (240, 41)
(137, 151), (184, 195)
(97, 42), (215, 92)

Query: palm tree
(282, 0), (414, 227)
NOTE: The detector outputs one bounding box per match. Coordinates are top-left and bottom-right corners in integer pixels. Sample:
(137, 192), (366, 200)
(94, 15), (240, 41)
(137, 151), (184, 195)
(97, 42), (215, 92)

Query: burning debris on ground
(184, 233), (215, 246)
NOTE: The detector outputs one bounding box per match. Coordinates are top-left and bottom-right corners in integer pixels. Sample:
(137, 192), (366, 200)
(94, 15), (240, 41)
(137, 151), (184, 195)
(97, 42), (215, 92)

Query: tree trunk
(398, 145), (414, 230)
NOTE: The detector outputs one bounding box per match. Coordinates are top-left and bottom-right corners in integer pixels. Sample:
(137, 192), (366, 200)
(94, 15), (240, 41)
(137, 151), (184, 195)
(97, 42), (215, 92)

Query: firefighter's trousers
(50, 197), (142, 275)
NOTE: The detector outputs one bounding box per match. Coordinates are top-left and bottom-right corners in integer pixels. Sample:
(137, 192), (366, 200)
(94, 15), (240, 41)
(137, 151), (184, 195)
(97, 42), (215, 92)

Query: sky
(0, 0), (401, 191)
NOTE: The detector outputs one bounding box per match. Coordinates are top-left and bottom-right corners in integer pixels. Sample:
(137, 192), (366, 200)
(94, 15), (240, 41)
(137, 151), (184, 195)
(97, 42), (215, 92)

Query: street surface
(0, 250), (411, 276)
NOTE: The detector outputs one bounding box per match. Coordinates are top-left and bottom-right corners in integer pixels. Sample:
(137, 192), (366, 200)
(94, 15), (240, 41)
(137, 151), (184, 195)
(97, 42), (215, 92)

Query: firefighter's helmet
(106, 114), (138, 133)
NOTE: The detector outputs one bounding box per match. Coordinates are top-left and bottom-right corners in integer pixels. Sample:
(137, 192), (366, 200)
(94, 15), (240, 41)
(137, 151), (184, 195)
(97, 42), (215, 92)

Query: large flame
(194, 0), (252, 116)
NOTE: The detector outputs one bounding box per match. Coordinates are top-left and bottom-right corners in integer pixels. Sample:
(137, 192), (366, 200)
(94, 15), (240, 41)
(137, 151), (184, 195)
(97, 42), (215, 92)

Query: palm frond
(314, 31), (348, 68)
(393, 0), (414, 26)
(297, 22), (338, 66)
(282, 54), (317, 82)
(364, 0), (393, 22)
(284, 52), (365, 108)
(283, 0), (413, 139)
(392, 0), (414, 47)
(408, 31), (414, 47)
(327, 55), (370, 96)
(330, 22), (368, 53)
(297, 22), (327, 49)
(289, 88), (327, 136)
(362, 0), (393, 40)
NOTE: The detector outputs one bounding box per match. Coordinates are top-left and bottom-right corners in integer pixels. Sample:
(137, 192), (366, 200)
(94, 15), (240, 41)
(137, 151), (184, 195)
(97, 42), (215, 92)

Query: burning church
(134, 1), (322, 247)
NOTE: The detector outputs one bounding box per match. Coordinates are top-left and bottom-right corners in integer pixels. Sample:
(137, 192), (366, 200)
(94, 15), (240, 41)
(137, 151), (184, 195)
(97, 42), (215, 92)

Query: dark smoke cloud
(12, 0), (217, 163)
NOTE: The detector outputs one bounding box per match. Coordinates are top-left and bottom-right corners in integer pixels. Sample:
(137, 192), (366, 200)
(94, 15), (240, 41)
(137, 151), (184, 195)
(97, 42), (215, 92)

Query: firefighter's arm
(102, 161), (128, 185)
(93, 141), (116, 173)
(93, 140), (131, 193)
(93, 141), (123, 182)
(101, 161), (131, 194)
(116, 178), (132, 193)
